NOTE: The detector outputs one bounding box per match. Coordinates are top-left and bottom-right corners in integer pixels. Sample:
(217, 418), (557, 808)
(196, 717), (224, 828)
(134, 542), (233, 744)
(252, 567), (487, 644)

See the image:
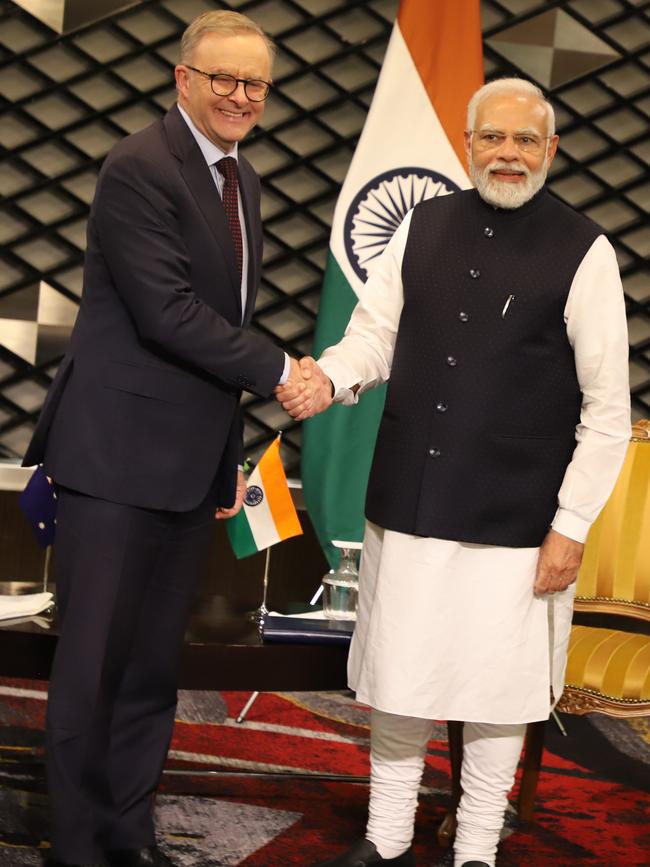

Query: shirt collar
(177, 103), (238, 167)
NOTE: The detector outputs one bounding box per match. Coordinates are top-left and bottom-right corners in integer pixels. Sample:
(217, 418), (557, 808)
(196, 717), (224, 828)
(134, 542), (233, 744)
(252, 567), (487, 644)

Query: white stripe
(0, 686), (368, 747)
(330, 22), (471, 297)
(166, 752), (446, 792)
(242, 463), (281, 550)
(168, 751), (339, 775)
(180, 716), (370, 747)
(0, 685), (48, 700)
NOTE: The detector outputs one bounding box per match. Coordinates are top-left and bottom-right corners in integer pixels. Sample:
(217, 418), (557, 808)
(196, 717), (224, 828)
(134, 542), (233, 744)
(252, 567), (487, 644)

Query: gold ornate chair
(438, 421), (650, 846)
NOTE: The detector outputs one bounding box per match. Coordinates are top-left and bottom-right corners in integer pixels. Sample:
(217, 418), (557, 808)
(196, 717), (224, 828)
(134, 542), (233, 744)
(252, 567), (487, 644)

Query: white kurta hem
(348, 521), (576, 725)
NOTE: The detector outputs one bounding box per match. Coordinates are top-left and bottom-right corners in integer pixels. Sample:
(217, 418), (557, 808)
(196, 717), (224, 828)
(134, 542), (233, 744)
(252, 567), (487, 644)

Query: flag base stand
(248, 604), (268, 627)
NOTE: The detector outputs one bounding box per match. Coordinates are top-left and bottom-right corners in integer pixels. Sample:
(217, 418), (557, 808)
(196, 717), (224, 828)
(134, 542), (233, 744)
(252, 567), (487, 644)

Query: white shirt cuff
(551, 508), (592, 543)
(319, 358), (360, 406)
(278, 353), (291, 385)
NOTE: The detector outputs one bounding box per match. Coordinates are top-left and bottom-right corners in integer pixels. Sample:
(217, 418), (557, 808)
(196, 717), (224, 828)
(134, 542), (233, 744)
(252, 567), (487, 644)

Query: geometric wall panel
(1, 0), (648, 474)
(487, 8), (621, 88)
(12, 0), (144, 34)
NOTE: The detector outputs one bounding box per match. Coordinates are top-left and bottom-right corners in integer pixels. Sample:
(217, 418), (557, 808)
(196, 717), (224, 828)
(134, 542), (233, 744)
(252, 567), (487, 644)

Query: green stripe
(302, 253), (386, 567)
(226, 509), (259, 559)
(311, 251), (358, 355)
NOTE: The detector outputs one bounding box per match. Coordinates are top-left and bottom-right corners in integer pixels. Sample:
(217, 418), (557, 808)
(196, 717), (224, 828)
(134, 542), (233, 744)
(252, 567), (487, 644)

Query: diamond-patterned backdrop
(0, 0), (648, 474)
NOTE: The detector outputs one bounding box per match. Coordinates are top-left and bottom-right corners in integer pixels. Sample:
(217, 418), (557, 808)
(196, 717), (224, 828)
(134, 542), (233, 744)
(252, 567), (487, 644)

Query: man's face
(464, 93), (559, 209)
(175, 31), (271, 153)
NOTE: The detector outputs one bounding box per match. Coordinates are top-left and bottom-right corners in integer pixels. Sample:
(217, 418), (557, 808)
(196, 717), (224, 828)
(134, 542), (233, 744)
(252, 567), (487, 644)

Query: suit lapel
(163, 106), (241, 312)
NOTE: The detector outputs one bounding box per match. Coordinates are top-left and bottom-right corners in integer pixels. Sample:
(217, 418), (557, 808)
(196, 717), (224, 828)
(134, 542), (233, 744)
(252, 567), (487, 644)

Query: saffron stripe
(398, 0), (483, 168)
(258, 439), (302, 540)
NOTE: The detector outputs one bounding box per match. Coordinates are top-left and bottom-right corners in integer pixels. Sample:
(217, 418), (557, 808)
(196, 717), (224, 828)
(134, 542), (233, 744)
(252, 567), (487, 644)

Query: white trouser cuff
(366, 708), (433, 858)
(453, 721), (526, 867)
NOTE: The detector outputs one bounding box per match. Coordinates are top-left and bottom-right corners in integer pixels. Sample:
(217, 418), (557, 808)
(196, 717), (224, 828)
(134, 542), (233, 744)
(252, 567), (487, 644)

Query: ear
(463, 129), (472, 162)
(175, 65), (189, 99)
(546, 134), (559, 167)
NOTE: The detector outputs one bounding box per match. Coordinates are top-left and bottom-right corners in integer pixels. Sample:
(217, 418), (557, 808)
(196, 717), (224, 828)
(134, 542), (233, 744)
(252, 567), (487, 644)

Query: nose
(228, 81), (248, 105)
(495, 134), (518, 160)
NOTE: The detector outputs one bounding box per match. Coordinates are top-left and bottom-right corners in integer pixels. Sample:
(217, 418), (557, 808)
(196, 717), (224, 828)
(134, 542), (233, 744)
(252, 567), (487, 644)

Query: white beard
(470, 155), (548, 209)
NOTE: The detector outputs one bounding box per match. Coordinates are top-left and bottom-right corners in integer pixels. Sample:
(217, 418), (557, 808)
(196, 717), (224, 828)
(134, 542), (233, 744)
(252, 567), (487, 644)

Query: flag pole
(42, 544), (52, 594)
(249, 546), (272, 627)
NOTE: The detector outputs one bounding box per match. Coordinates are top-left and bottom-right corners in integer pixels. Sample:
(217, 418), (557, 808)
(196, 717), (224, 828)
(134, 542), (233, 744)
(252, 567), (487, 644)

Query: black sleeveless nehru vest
(365, 187), (602, 547)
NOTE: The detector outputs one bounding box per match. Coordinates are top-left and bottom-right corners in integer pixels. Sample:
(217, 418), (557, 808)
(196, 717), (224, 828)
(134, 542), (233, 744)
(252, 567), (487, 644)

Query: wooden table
(0, 582), (349, 691)
(0, 468), (349, 692)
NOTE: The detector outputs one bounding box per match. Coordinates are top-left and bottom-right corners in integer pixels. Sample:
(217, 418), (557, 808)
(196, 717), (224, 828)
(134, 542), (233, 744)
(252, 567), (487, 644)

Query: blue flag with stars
(19, 466), (57, 548)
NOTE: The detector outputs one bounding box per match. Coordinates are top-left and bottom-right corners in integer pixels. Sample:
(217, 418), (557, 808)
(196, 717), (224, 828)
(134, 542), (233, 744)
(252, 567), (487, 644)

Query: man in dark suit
(23, 11), (307, 867)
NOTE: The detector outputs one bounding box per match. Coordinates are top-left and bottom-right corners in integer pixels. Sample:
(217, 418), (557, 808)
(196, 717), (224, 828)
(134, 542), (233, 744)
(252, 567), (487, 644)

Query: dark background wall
(0, 0), (648, 476)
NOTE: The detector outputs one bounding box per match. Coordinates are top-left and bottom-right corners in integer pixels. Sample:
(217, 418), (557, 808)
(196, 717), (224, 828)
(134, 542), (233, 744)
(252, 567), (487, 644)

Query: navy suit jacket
(24, 105), (285, 512)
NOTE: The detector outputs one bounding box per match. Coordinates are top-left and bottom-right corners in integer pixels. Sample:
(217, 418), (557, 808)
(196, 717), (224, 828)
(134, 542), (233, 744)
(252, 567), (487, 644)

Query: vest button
(435, 402), (448, 413)
(469, 269), (481, 278)
(429, 448), (441, 458)
(459, 311), (469, 322)
(446, 356), (457, 367)
(484, 227), (494, 238)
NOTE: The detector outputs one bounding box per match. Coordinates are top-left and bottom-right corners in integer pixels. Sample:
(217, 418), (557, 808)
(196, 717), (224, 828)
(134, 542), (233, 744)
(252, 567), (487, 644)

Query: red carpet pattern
(0, 679), (648, 865)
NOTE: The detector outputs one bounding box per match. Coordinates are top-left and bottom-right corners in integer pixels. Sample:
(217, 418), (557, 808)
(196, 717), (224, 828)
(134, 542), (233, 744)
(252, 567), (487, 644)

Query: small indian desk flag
(227, 436), (303, 559)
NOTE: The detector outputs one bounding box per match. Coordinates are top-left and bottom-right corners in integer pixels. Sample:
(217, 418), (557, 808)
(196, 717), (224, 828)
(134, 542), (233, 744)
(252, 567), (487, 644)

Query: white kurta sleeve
(318, 210), (412, 405)
(552, 234), (631, 543)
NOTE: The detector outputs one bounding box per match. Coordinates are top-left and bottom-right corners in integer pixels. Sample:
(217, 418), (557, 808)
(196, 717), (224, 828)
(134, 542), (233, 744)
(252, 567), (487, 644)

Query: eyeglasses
(184, 66), (272, 102)
(470, 130), (551, 155)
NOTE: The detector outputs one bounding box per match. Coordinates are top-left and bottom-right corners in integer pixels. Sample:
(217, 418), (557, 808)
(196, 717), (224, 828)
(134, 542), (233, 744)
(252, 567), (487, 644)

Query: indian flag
(301, 0), (483, 566)
(227, 436), (302, 559)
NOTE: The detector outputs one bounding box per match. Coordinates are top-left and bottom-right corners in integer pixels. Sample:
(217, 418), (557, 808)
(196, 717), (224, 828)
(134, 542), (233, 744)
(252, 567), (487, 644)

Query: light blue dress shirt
(177, 104), (289, 384)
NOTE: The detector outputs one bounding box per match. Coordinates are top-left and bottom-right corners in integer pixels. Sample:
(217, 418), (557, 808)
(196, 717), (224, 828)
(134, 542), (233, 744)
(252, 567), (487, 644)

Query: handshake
(274, 357), (333, 420)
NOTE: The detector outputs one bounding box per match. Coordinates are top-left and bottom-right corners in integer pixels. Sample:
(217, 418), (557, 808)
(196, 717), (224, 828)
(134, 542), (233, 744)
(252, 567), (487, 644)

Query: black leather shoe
(460, 862), (491, 866)
(105, 847), (175, 867)
(312, 838), (415, 866)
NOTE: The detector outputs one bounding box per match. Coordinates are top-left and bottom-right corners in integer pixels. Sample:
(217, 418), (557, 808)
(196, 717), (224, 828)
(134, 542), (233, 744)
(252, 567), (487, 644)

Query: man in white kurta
(277, 79), (630, 867)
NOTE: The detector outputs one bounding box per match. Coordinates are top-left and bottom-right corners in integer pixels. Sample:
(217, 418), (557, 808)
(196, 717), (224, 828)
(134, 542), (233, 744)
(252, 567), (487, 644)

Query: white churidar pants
(366, 710), (525, 866)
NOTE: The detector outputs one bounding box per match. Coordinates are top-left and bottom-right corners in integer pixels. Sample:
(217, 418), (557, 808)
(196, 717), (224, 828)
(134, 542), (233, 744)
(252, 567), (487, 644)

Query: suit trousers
(46, 486), (217, 863)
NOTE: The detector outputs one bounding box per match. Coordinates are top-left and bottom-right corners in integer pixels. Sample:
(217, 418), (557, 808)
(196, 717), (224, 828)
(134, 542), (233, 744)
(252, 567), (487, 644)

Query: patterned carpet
(0, 679), (649, 865)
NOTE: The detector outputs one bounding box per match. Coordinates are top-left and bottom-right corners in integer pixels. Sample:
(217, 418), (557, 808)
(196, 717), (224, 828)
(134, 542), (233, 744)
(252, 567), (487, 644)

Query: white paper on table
(0, 592), (54, 621)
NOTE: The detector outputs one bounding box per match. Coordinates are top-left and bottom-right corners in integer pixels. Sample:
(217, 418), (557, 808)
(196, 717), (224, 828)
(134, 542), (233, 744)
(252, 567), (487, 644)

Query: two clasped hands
(276, 356), (334, 420)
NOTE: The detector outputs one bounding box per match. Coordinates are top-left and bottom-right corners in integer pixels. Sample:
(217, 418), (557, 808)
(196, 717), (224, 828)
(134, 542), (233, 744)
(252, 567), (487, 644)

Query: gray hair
(180, 10), (276, 68)
(466, 78), (555, 136)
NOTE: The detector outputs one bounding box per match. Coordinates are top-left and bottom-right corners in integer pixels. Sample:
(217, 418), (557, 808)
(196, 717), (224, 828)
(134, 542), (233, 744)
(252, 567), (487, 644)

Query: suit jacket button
(446, 356), (457, 367)
(469, 269), (480, 279)
(435, 402), (448, 413)
(484, 227), (494, 238)
(429, 448), (441, 458)
(459, 311), (469, 322)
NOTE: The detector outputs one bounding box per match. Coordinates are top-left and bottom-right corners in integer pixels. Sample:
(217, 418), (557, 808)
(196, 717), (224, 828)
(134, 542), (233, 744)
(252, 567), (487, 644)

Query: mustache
(486, 160), (530, 176)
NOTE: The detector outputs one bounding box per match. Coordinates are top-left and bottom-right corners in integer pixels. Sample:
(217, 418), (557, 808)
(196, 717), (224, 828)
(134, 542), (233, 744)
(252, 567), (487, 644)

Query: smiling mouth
(218, 108), (247, 119)
(490, 169), (526, 181)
